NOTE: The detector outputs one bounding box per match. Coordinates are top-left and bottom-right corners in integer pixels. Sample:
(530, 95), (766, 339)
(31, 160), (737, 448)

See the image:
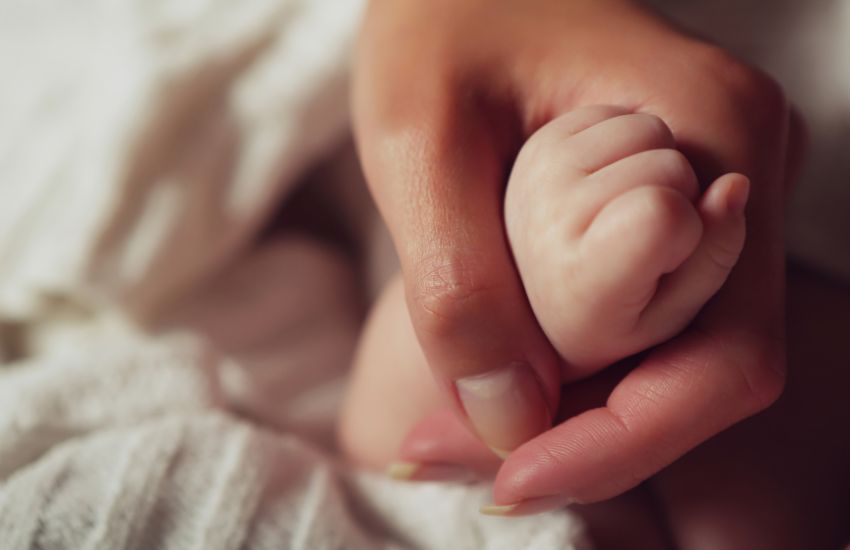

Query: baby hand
(506, 106), (750, 373)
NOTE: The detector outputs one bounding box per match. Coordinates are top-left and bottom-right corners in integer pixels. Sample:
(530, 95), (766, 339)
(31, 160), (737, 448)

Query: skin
(341, 103), (749, 472)
(353, 0), (800, 505)
(504, 106), (748, 373)
(339, 264), (850, 548)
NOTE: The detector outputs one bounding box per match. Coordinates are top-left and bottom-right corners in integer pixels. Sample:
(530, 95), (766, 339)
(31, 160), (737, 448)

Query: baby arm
(339, 275), (441, 468)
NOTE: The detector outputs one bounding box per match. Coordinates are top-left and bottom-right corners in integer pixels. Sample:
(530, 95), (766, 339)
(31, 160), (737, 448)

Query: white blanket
(0, 0), (847, 548)
(0, 331), (585, 549)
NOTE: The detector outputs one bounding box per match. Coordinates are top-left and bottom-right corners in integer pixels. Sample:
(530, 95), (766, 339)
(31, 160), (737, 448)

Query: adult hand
(397, 264), (850, 549)
(353, 0), (796, 504)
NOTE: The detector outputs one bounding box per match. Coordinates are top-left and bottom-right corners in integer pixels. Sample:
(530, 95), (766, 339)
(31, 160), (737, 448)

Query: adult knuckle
(700, 46), (788, 128)
(736, 73), (786, 129)
(733, 62), (784, 108)
(409, 253), (490, 336)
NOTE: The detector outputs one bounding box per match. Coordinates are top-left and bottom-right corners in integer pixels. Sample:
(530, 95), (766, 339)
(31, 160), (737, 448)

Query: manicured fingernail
(480, 495), (575, 517)
(725, 175), (750, 216)
(489, 447), (510, 460)
(456, 362), (550, 454)
(386, 461), (420, 480)
(386, 461), (475, 483)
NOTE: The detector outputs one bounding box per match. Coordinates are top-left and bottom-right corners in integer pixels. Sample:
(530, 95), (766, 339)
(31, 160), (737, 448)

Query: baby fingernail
(385, 461), (475, 483)
(726, 175), (750, 215)
(480, 495), (575, 517)
(456, 362), (550, 455)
